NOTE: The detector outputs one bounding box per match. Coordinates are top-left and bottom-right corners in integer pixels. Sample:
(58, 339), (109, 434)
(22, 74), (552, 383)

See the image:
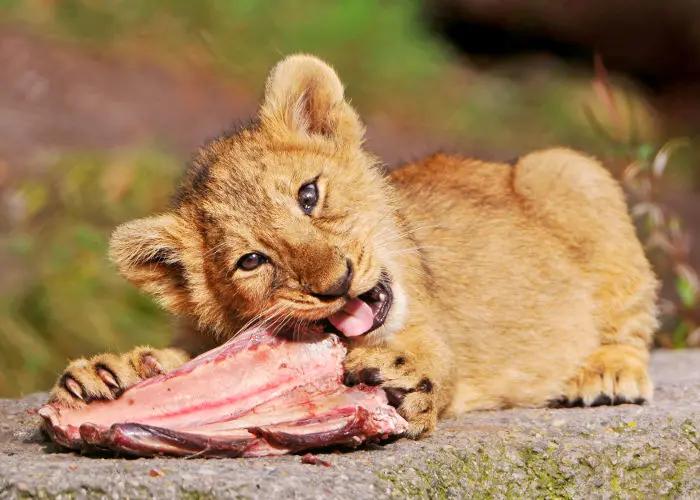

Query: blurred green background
(1, 0), (699, 397)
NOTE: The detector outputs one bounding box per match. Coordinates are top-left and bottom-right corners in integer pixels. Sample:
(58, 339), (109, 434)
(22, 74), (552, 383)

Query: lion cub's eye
(298, 181), (319, 215)
(236, 252), (268, 271)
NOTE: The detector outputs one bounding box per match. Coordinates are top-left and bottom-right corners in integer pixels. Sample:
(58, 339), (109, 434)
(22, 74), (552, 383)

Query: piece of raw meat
(38, 328), (407, 457)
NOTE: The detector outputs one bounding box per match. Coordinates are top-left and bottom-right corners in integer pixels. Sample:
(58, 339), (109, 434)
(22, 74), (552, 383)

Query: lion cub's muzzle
(323, 272), (393, 337)
(309, 259), (354, 300)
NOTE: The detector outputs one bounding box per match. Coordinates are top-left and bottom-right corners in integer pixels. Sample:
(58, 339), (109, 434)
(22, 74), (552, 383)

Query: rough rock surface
(1, 350), (698, 499)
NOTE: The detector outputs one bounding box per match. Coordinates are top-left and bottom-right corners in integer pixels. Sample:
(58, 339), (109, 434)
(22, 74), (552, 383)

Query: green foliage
(585, 60), (698, 347)
(0, 150), (180, 397)
(676, 275), (697, 309)
(4, 1), (448, 103)
(1, 0), (644, 153)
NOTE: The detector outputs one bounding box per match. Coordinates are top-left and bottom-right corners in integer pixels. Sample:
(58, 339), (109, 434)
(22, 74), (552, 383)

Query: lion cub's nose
(311, 259), (354, 300)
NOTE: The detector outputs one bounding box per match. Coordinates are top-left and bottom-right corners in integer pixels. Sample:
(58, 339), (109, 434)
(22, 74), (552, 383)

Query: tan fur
(50, 347), (188, 407)
(49, 55), (658, 438)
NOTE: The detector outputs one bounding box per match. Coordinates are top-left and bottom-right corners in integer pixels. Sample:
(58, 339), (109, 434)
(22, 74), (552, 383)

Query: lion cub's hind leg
(552, 344), (652, 408)
(49, 347), (189, 407)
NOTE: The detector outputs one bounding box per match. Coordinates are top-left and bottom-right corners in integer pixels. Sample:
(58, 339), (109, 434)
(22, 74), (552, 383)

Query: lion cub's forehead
(179, 141), (336, 227)
(211, 134), (338, 186)
(174, 125), (373, 237)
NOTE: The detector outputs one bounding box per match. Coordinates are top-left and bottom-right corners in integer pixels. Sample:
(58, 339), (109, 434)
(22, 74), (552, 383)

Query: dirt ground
(0, 27), (254, 173)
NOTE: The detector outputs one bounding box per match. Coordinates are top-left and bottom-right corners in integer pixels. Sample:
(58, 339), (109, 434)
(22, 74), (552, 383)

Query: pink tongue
(328, 299), (375, 337)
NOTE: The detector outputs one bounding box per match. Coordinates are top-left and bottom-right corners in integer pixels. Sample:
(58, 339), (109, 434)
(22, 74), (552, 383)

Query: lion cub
(50, 54), (658, 437)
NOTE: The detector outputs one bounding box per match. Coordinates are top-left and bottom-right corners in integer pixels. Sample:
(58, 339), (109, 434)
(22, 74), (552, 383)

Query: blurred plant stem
(586, 56), (698, 348)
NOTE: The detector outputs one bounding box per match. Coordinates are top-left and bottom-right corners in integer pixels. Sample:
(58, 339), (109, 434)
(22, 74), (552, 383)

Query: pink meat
(38, 328), (407, 457)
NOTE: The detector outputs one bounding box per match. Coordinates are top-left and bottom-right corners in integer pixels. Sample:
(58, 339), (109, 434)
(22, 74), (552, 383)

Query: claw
(384, 386), (411, 408)
(358, 368), (383, 386)
(547, 397), (568, 408)
(96, 367), (119, 389)
(63, 377), (84, 401)
(141, 354), (164, 378)
(343, 371), (359, 387)
(590, 393), (612, 407)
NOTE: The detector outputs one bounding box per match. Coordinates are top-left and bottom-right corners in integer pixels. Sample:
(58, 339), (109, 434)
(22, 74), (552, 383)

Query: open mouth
(323, 272), (393, 337)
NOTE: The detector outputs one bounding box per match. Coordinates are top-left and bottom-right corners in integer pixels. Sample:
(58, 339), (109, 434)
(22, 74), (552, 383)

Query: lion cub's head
(109, 55), (408, 340)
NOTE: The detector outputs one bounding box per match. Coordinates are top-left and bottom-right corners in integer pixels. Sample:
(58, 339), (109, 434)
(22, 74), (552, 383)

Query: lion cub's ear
(259, 54), (364, 145)
(109, 214), (193, 314)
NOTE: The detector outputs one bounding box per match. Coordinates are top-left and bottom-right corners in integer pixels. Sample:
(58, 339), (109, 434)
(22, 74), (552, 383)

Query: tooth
(378, 293), (386, 301)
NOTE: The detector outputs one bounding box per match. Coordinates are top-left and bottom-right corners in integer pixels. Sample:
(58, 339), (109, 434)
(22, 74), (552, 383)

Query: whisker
(375, 223), (445, 245)
(202, 240), (229, 259)
(229, 302), (286, 341)
(384, 245), (445, 255)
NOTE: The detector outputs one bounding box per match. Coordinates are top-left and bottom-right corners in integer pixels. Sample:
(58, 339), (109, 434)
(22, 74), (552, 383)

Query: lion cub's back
(389, 149), (652, 297)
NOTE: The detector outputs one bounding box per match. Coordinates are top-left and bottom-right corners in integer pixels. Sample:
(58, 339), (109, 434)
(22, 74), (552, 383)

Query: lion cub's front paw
(552, 344), (653, 408)
(344, 346), (438, 438)
(49, 347), (189, 407)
